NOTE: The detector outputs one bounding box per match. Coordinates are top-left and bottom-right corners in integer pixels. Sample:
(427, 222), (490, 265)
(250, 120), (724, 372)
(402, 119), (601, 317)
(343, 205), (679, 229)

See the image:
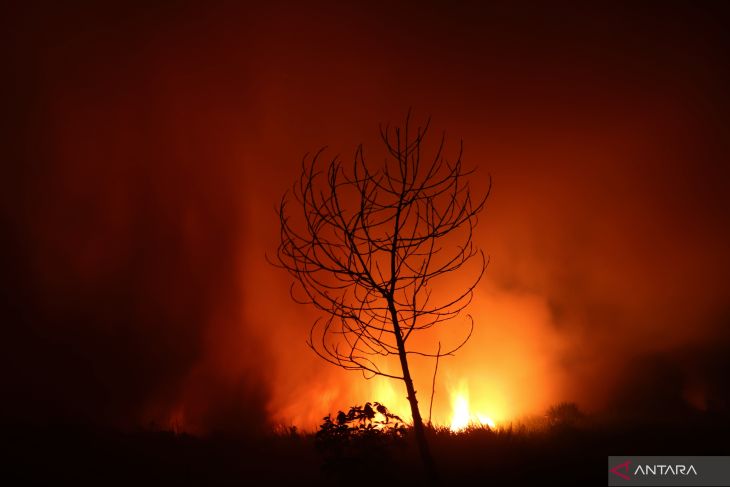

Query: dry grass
(6, 408), (729, 486)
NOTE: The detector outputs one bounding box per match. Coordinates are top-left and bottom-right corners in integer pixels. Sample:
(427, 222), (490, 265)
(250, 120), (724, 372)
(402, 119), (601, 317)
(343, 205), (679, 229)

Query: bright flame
(477, 413), (496, 429)
(267, 283), (565, 431)
(370, 377), (499, 431)
(450, 392), (471, 431)
(449, 381), (498, 431)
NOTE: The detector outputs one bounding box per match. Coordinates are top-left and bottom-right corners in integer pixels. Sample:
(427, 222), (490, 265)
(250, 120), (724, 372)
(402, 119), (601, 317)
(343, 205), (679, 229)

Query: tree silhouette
(274, 112), (490, 481)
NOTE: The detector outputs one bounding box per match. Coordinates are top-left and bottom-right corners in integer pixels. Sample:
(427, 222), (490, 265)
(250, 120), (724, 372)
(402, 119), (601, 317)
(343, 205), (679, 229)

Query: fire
(449, 381), (498, 431)
(477, 414), (497, 429)
(266, 273), (565, 432)
(450, 392), (471, 430)
(357, 377), (501, 432)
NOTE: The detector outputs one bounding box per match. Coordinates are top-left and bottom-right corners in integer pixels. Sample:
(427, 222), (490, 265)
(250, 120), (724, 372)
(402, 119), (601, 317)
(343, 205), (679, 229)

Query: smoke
(2, 2), (729, 432)
(0, 2), (270, 433)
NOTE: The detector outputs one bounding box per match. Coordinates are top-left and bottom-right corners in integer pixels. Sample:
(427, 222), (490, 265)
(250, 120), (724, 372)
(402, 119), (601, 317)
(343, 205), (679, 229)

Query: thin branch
(428, 341), (441, 426)
(273, 112), (489, 385)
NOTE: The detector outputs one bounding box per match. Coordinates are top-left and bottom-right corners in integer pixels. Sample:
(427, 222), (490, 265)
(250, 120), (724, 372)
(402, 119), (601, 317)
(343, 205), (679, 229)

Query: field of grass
(6, 410), (729, 485)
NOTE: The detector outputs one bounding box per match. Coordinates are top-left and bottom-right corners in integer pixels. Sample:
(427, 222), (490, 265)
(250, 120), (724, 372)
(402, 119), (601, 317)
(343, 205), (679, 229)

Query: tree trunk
(390, 305), (439, 484)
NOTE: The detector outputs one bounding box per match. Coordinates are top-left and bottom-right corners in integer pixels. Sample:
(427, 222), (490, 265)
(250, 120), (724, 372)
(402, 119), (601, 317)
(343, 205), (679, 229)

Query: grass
(5, 410), (729, 485)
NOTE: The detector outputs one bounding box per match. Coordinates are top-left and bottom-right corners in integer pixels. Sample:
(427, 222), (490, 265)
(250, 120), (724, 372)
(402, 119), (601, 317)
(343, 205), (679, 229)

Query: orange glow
(478, 415), (497, 429)
(6, 1), (729, 435)
(449, 381), (498, 431)
(265, 282), (566, 431)
(450, 389), (471, 431)
(359, 378), (503, 431)
(371, 378), (413, 423)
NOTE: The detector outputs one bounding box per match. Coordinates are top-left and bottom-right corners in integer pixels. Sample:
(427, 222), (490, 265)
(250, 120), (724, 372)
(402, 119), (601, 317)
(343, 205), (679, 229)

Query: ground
(6, 411), (729, 485)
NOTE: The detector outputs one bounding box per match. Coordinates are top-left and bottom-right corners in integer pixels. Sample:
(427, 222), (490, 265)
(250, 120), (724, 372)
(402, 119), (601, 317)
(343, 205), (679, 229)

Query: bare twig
(428, 341), (441, 427)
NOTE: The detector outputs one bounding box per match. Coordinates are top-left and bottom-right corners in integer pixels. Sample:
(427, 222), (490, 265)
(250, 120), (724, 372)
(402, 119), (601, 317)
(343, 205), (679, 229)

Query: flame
(450, 392), (471, 430)
(449, 381), (498, 431)
(359, 377), (501, 431)
(477, 414), (496, 429)
(266, 276), (566, 432)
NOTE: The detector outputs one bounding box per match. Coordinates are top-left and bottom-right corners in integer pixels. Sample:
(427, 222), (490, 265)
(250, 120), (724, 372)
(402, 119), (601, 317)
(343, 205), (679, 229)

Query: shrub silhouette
(316, 401), (408, 476)
(546, 402), (584, 429)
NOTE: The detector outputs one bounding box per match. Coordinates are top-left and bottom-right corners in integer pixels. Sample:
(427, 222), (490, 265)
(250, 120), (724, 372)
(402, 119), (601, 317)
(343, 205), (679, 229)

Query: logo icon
(611, 460), (632, 480)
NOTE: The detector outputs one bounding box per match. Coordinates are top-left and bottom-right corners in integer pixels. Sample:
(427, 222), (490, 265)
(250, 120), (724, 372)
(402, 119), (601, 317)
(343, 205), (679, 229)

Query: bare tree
(273, 112), (490, 481)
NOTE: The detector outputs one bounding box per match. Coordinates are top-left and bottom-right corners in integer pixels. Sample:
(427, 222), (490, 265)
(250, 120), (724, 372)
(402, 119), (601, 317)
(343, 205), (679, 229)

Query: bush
(546, 402), (584, 429)
(315, 402), (408, 476)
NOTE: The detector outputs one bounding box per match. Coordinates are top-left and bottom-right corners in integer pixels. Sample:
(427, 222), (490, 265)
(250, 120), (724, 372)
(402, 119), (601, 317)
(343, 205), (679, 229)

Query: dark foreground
(6, 414), (730, 486)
